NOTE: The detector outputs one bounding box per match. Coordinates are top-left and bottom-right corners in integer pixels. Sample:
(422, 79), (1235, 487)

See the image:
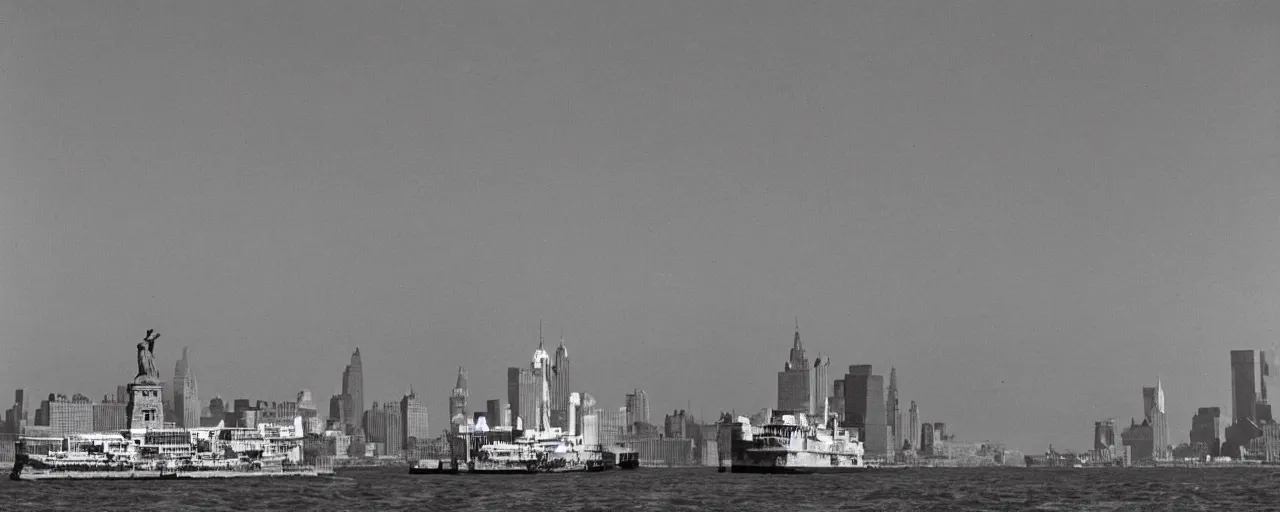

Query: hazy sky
(2, 0), (1278, 452)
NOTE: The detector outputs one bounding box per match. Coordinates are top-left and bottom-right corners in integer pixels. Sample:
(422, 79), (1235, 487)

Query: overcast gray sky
(2, 0), (1278, 452)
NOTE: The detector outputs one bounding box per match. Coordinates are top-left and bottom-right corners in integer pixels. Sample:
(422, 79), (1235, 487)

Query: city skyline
(4, 0), (1279, 454)
(12, 327), (1280, 456)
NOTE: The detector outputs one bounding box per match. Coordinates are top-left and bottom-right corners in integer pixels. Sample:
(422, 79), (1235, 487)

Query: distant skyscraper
(363, 402), (383, 444)
(342, 349), (364, 433)
(160, 379), (174, 423)
(1093, 418), (1117, 451)
(887, 367), (901, 451)
(1258, 351), (1274, 423)
(329, 394), (350, 431)
(1145, 380), (1169, 460)
(843, 365), (889, 458)
(531, 332), (553, 432)
(812, 353), (830, 417)
(625, 389), (650, 432)
(449, 366), (469, 422)
(173, 347), (199, 428)
(1190, 407), (1222, 458)
(5, 389), (26, 435)
(831, 380), (846, 423)
(919, 422), (936, 454)
(551, 337), (571, 430)
(776, 320), (811, 414)
(1121, 418), (1154, 461)
(383, 402), (402, 457)
(401, 388), (429, 446)
(843, 365), (872, 426)
(508, 367), (538, 430)
(209, 396), (226, 426)
(486, 399), (502, 427)
(907, 400), (919, 451)
(297, 390), (319, 434)
(1231, 350), (1257, 425)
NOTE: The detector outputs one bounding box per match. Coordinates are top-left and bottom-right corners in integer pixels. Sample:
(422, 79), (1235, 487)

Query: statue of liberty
(135, 329), (160, 384)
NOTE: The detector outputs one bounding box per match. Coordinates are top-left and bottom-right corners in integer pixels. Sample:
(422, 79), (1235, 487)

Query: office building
(1259, 351), (1275, 424)
(342, 349), (364, 433)
(843, 365), (889, 459)
(1231, 350), (1257, 424)
(551, 337), (571, 430)
(4, 389), (26, 435)
(626, 389), (650, 433)
(1121, 419), (1154, 461)
(1094, 418), (1117, 451)
(1142, 380), (1169, 459)
(830, 380), (845, 424)
(93, 396), (128, 432)
(449, 366), (468, 422)
(776, 320), (810, 414)
(907, 401), (919, 451)
(486, 399), (502, 427)
(173, 347), (199, 428)
(888, 367), (901, 451)
(401, 388), (429, 446)
(37, 393), (93, 438)
(1190, 407), (1222, 458)
(812, 353), (830, 417)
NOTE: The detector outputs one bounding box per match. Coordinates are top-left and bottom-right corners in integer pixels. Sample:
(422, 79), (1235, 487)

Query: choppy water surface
(4, 466), (1280, 511)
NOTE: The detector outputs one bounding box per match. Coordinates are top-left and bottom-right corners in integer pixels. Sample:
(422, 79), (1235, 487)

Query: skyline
(3, 0), (1280, 454)
(7, 326), (1277, 454)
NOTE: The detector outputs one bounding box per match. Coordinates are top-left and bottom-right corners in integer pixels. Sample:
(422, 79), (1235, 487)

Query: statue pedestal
(126, 383), (165, 431)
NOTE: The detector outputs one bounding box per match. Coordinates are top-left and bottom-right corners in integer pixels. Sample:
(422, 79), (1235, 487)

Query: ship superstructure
(12, 416), (325, 480)
(721, 412), (867, 473)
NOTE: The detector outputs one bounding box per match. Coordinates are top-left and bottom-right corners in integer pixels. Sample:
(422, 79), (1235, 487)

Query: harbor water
(4, 466), (1280, 510)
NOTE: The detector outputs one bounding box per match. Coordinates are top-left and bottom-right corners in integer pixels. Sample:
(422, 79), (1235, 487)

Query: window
(143, 409), (156, 422)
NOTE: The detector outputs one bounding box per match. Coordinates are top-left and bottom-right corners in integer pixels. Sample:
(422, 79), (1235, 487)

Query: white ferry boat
(10, 417), (329, 481)
(721, 412), (868, 473)
(460, 428), (608, 474)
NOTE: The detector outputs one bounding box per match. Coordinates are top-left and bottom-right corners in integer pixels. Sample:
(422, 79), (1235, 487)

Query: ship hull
(14, 469), (322, 480)
(408, 459), (459, 474)
(729, 465), (879, 474)
(460, 460), (610, 474)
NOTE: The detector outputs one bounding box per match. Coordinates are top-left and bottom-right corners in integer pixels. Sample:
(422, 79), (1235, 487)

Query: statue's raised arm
(135, 329), (161, 384)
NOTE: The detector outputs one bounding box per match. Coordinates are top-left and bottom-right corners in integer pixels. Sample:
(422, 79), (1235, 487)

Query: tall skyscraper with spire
(1142, 379), (1169, 460)
(173, 346), (199, 428)
(531, 327), (552, 432)
(551, 332), (571, 430)
(1151, 379), (1169, 460)
(888, 367), (901, 452)
(776, 319), (811, 414)
(449, 367), (469, 423)
(342, 348), (364, 433)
